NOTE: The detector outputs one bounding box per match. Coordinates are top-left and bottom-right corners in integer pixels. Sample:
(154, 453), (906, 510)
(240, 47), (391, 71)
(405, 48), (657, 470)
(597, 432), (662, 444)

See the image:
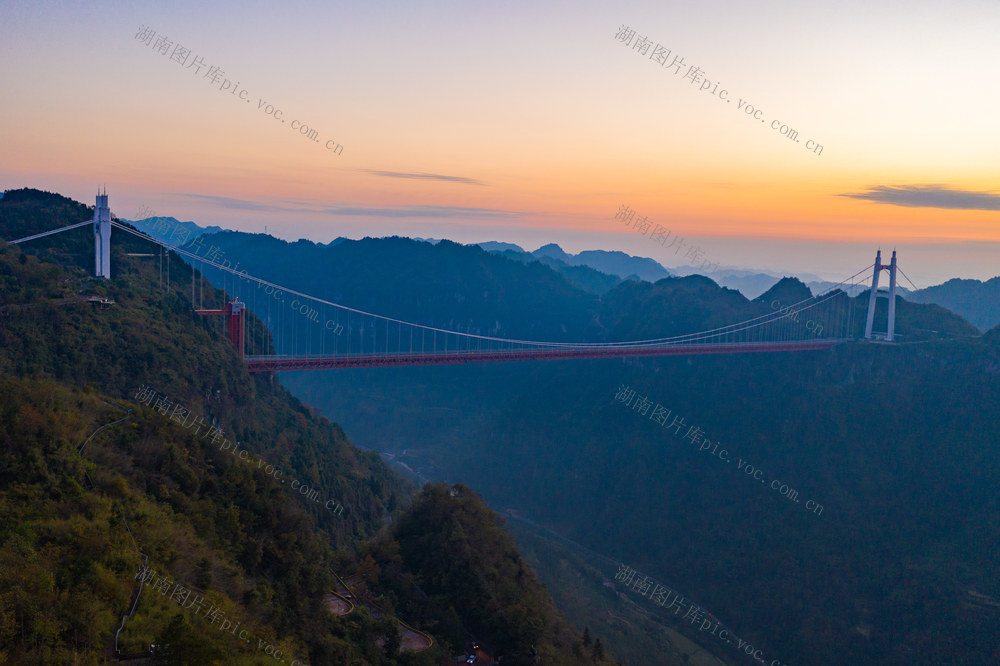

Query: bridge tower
(94, 189), (111, 278)
(863, 249), (897, 341)
(196, 300), (245, 358)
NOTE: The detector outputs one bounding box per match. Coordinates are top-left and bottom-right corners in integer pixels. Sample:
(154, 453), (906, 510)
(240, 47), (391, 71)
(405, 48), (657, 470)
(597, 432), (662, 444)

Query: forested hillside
(0, 189), (614, 665)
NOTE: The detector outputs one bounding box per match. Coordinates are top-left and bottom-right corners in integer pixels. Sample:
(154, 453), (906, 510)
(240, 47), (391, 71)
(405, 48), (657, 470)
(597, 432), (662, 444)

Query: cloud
(171, 193), (303, 214)
(171, 193), (520, 220)
(321, 204), (520, 219)
(840, 185), (1000, 211)
(359, 169), (484, 186)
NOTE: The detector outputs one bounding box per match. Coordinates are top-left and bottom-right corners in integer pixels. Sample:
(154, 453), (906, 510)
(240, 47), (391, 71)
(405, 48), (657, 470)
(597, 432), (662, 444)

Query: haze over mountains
(132, 213), (997, 332)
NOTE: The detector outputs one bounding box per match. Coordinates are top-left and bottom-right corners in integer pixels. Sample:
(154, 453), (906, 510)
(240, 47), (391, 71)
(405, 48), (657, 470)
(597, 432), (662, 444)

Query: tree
(592, 637), (604, 661)
(157, 612), (221, 664)
(377, 617), (402, 659)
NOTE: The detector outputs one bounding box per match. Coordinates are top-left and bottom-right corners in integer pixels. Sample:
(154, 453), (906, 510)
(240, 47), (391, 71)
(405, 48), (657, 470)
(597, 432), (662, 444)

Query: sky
(1, 0), (998, 286)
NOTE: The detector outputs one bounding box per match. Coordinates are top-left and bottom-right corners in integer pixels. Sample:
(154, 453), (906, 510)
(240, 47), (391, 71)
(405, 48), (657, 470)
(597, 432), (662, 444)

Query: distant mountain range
(474, 241), (876, 300)
(116, 215), (886, 299)
(477, 241), (670, 284)
(121, 215), (992, 332)
(124, 215), (226, 240)
(905, 277), (1000, 332)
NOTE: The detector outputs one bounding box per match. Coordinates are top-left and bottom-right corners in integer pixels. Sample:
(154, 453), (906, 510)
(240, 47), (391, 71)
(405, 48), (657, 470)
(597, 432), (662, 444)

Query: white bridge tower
(94, 189), (111, 278)
(863, 249), (897, 341)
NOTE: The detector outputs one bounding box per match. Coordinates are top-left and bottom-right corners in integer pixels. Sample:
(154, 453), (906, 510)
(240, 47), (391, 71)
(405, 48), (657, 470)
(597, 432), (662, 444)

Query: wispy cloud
(171, 193), (520, 219)
(171, 193), (302, 214)
(840, 185), (1000, 211)
(359, 169), (485, 186)
(321, 204), (520, 219)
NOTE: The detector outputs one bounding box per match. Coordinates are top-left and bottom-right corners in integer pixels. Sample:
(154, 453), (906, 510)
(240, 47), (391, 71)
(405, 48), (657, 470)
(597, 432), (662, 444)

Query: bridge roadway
(244, 339), (842, 372)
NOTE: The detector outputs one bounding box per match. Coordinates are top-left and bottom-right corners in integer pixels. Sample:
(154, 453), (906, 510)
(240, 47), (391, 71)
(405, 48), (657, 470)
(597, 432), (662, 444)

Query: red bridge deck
(244, 340), (841, 372)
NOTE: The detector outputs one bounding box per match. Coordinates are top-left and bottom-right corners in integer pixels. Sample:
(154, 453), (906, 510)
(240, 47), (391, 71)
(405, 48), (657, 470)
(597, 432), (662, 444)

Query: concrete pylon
(94, 189), (111, 278)
(886, 250), (897, 342)
(863, 250), (881, 340)
(863, 249), (898, 341)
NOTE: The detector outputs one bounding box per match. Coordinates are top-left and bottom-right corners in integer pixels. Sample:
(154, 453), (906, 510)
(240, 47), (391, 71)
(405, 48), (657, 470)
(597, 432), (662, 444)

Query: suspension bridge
(5, 192), (914, 373)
